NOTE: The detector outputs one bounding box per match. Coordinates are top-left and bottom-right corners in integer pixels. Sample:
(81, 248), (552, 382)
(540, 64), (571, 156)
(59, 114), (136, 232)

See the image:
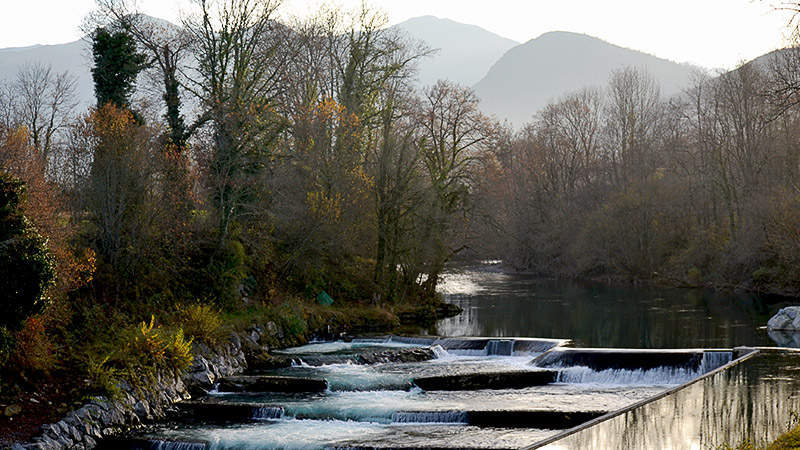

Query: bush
(86, 355), (121, 398)
(120, 316), (194, 377)
(178, 303), (223, 345)
(0, 326), (14, 369)
(0, 172), (55, 330)
(11, 316), (55, 374)
(165, 328), (193, 372)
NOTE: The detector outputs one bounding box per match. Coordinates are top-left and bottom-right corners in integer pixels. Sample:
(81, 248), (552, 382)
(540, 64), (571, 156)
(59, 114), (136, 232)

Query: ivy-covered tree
(0, 172), (55, 331)
(91, 26), (146, 110)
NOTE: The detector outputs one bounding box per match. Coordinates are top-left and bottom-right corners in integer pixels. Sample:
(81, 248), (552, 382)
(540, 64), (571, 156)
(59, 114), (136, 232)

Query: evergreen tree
(0, 172), (55, 330)
(91, 26), (147, 110)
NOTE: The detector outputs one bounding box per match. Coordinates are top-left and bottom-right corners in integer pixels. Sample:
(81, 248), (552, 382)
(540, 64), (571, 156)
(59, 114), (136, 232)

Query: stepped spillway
(106, 337), (740, 449)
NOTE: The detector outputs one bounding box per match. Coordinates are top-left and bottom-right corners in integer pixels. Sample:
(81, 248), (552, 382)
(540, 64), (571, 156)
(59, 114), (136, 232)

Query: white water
(250, 406), (284, 420)
(700, 351), (733, 373)
(149, 440), (208, 450)
(153, 420), (559, 450)
(391, 410), (469, 424)
(556, 366), (699, 386)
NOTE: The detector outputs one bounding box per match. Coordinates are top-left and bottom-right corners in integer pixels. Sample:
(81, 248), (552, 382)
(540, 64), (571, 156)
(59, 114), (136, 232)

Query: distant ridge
(393, 15), (519, 87)
(0, 39), (93, 109)
(473, 31), (700, 127)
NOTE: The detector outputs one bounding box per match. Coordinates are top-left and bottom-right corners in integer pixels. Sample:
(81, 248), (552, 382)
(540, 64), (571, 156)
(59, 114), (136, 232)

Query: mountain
(0, 39), (93, 108)
(393, 16), (519, 88)
(473, 31), (701, 127)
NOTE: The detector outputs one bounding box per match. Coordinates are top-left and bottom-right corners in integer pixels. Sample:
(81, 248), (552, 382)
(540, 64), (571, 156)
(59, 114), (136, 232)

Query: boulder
(768, 313), (792, 331)
(767, 307), (800, 331)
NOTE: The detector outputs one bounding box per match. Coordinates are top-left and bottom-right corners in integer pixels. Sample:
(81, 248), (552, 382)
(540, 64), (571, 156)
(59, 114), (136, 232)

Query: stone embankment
(9, 323), (280, 450)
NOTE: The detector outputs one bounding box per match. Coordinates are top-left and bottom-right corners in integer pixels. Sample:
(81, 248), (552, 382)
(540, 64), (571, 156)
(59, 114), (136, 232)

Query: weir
(103, 336), (756, 449)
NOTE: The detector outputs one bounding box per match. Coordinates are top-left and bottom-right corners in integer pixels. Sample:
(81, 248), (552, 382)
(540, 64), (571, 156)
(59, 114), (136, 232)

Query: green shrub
(177, 303), (222, 345)
(164, 328), (193, 372)
(110, 315), (195, 382)
(86, 355), (121, 398)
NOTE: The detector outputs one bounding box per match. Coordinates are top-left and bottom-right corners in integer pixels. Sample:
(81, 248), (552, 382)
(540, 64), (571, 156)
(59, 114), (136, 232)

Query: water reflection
(536, 350), (800, 449)
(436, 267), (790, 348)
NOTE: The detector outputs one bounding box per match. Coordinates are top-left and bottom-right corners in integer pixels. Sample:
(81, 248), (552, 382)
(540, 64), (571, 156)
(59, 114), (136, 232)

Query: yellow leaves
(90, 104), (137, 140)
(306, 190), (343, 222)
(347, 165), (374, 189)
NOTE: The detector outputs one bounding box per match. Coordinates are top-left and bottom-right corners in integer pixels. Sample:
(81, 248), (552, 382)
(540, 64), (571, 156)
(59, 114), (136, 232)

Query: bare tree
(12, 63), (78, 165)
(603, 67), (663, 186)
(415, 80), (493, 293)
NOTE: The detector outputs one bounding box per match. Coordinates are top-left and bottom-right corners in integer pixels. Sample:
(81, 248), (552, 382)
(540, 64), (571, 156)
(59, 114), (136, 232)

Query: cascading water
(148, 440), (209, 450)
(120, 337), (740, 450)
(700, 351), (733, 373)
(556, 366), (701, 385)
(485, 339), (514, 356)
(391, 411), (469, 424)
(251, 406), (284, 420)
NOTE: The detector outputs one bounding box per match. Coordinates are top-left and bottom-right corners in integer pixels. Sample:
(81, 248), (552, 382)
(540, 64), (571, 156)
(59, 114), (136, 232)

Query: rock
(768, 313), (792, 331)
(785, 306), (800, 320)
(4, 404), (22, 417)
(134, 400), (151, 420)
(767, 306), (800, 331)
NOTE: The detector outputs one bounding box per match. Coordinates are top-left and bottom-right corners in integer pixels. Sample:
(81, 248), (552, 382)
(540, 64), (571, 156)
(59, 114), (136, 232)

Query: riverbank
(1, 296), (461, 448)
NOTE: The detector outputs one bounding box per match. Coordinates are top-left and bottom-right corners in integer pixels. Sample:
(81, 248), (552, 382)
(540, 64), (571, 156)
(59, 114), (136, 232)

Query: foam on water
(152, 420), (558, 450)
(157, 420), (388, 450)
(295, 362), (414, 391)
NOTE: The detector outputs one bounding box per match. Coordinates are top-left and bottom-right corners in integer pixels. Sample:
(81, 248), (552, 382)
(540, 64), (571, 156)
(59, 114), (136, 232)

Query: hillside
(473, 31), (700, 127)
(393, 15), (519, 88)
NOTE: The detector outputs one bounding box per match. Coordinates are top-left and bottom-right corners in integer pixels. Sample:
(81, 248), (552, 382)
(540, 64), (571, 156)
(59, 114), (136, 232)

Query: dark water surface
(435, 266), (793, 348)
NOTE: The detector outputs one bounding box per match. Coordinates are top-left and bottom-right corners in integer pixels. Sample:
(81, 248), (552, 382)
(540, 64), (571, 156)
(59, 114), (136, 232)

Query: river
(435, 263), (791, 348)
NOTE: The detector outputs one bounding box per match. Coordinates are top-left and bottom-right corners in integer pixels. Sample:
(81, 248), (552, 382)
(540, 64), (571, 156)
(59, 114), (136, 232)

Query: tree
(90, 0), (198, 148)
(0, 172), (55, 331)
(416, 81), (492, 294)
(84, 104), (159, 299)
(91, 25), (147, 110)
(182, 0), (290, 246)
(13, 63), (78, 165)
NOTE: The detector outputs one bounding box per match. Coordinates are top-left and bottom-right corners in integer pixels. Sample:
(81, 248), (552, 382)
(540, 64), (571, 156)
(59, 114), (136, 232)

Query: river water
(435, 264), (790, 348)
(113, 265), (796, 449)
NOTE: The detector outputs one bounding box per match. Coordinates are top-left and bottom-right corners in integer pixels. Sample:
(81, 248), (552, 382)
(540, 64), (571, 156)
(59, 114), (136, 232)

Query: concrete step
(413, 370), (558, 391)
(216, 375), (328, 393)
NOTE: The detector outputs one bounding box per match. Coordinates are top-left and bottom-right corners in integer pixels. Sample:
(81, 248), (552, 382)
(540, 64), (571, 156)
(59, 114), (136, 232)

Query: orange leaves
(12, 316), (56, 373)
(89, 103), (137, 140)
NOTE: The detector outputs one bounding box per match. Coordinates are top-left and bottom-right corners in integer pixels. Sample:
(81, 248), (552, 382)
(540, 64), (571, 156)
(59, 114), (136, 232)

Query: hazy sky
(1, 0), (795, 70)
